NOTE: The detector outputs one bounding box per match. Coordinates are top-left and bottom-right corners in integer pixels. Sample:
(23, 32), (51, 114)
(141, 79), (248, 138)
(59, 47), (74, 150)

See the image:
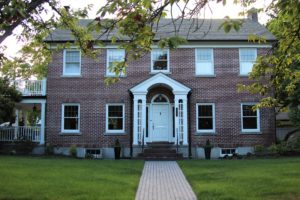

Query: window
(195, 48), (214, 75)
(241, 103), (260, 132)
(61, 104), (80, 133)
(151, 49), (169, 72)
(196, 103), (215, 133)
(106, 104), (125, 133)
(107, 49), (125, 76)
(63, 50), (81, 76)
(221, 148), (236, 157)
(239, 48), (257, 75)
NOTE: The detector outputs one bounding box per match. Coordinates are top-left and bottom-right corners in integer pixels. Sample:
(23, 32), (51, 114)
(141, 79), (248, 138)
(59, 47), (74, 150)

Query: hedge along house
(42, 16), (276, 159)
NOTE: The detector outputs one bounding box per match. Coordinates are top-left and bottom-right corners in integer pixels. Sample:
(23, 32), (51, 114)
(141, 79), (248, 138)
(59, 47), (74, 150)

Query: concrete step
(143, 148), (176, 154)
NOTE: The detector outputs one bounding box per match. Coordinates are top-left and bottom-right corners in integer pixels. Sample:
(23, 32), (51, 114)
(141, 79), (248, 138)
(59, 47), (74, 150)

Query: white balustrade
(14, 79), (46, 96)
(0, 126), (41, 142)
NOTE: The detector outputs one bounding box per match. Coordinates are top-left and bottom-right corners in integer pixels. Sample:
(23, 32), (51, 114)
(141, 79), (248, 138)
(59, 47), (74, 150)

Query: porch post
(182, 97), (188, 145)
(133, 93), (147, 145)
(174, 96), (179, 144)
(133, 97), (139, 145)
(14, 109), (19, 140)
(141, 96), (147, 145)
(40, 102), (46, 145)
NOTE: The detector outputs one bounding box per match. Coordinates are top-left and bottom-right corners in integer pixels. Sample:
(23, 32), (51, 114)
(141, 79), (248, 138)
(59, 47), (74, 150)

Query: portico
(130, 73), (191, 146)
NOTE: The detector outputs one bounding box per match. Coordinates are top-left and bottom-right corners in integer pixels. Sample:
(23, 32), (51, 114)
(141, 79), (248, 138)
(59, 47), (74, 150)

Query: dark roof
(44, 18), (276, 42)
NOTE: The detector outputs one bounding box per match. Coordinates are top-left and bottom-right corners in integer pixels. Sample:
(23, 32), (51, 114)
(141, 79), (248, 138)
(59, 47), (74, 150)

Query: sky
(2, 0), (272, 58)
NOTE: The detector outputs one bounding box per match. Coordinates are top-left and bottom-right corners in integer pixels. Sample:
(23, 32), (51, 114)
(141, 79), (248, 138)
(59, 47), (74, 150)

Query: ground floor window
(196, 103), (215, 133)
(241, 103), (260, 132)
(221, 148), (236, 157)
(61, 103), (80, 133)
(106, 104), (125, 133)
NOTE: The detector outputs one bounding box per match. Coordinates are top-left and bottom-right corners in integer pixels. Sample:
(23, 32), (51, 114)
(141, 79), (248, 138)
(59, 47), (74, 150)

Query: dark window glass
(153, 95), (168, 102)
(242, 104), (258, 130)
(153, 50), (168, 70)
(108, 105), (124, 131)
(63, 105), (79, 130)
(198, 105), (213, 130)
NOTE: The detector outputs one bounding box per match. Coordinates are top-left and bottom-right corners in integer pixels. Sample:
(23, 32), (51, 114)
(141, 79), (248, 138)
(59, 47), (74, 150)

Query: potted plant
(114, 139), (121, 160)
(204, 139), (212, 160)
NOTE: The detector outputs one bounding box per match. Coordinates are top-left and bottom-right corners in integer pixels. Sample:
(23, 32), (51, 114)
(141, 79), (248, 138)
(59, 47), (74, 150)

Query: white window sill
(238, 74), (250, 77)
(104, 131), (126, 136)
(61, 75), (82, 78)
(194, 74), (216, 78)
(240, 131), (261, 134)
(60, 132), (81, 135)
(150, 71), (171, 74)
(195, 131), (216, 135)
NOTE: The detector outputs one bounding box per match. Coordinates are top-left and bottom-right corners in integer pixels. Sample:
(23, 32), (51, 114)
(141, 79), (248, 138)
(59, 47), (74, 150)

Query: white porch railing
(0, 126), (41, 142)
(14, 79), (47, 96)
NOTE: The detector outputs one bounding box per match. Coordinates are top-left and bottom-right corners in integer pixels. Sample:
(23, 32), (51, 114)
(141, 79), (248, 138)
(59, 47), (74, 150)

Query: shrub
(45, 143), (54, 155)
(69, 144), (77, 157)
(254, 145), (264, 154)
(268, 144), (279, 154)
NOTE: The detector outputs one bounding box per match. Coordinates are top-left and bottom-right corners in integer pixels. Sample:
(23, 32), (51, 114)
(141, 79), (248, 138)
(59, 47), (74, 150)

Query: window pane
(196, 62), (213, 75)
(153, 95), (168, 102)
(198, 105), (213, 117)
(198, 118), (213, 130)
(108, 118), (123, 130)
(64, 106), (78, 117)
(243, 117), (257, 129)
(240, 49), (256, 61)
(66, 51), (80, 62)
(108, 106), (123, 117)
(242, 105), (257, 116)
(197, 49), (212, 61)
(240, 62), (254, 75)
(152, 50), (168, 70)
(64, 118), (78, 130)
(65, 63), (80, 74)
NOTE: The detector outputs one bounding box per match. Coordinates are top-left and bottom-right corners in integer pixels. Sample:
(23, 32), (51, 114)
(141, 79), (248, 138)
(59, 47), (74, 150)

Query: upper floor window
(106, 104), (125, 133)
(196, 103), (215, 133)
(241, 103), (260, 133)
(63, 50), (81, 76)
(61, 103), (80, 133)
(107, 49), (125, 76)
(195, 48), (214, 76)
(151, 49), (169, 73)
(239, 48), (257, 76)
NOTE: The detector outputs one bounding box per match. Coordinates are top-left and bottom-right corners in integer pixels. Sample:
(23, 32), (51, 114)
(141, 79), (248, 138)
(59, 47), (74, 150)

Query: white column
(42, 78), (47, 96)
(40, 102), (46, 145)
(182, 97), (188, 145)
(174, 96), (179, 145)
(141, 96), (147, 145)
(14, 109), (19, 140)
(133, 98), (139, 145)
(133, 93), (147, 145)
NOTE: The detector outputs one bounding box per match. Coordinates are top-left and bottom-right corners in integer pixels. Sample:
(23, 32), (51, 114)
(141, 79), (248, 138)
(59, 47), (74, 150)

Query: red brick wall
(46, 47), (275, 149)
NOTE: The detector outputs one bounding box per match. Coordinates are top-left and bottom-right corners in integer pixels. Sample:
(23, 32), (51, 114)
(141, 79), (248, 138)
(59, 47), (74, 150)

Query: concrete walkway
(135, 161), (197, 200)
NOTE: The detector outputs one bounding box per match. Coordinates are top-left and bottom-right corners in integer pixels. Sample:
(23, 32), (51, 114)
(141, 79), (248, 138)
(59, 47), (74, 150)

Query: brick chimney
(247, 8), (258, 23)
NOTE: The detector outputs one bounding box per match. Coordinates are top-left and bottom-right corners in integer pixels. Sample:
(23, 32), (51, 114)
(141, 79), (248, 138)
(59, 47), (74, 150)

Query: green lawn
(0, 156), (144, 200)
(178, 158), (300, 200)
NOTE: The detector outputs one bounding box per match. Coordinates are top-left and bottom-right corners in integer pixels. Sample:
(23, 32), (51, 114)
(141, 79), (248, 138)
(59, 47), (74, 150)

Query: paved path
(135, 161), (197, 200)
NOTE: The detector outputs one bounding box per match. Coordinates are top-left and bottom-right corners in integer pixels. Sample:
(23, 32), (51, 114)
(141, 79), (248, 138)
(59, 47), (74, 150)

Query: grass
(178, 158), (300, 200)
(0, 156), (144, 200)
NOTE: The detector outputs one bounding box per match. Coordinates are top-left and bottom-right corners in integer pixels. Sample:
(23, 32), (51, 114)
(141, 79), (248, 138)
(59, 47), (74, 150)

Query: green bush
(45, 143), (54, 155)
(69, 145), (77, 158)
(268, 144), (279, 154)
(254, 145), (264, 154)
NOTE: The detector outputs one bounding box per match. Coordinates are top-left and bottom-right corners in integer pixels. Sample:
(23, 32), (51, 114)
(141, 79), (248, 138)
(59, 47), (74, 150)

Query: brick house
(0, 16), (276, 158)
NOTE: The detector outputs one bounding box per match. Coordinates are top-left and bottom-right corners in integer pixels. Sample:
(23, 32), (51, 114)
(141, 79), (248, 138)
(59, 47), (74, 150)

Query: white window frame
(196, 103), (215, 133)
(151, 49), (170, 73)
(63, 49), (81, 76)
(106, 104), (125, 134)
(239, 48), (257, 76)
(220, 148), (237, 157)
(195, 48), (214, 76)
(241, 103), (260, 133)
(106, 49), (126, 77)
(61, 103), (80, 133)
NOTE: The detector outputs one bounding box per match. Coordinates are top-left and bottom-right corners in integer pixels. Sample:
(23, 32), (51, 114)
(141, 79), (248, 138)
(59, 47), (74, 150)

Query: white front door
(152, 104), (169, 141)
